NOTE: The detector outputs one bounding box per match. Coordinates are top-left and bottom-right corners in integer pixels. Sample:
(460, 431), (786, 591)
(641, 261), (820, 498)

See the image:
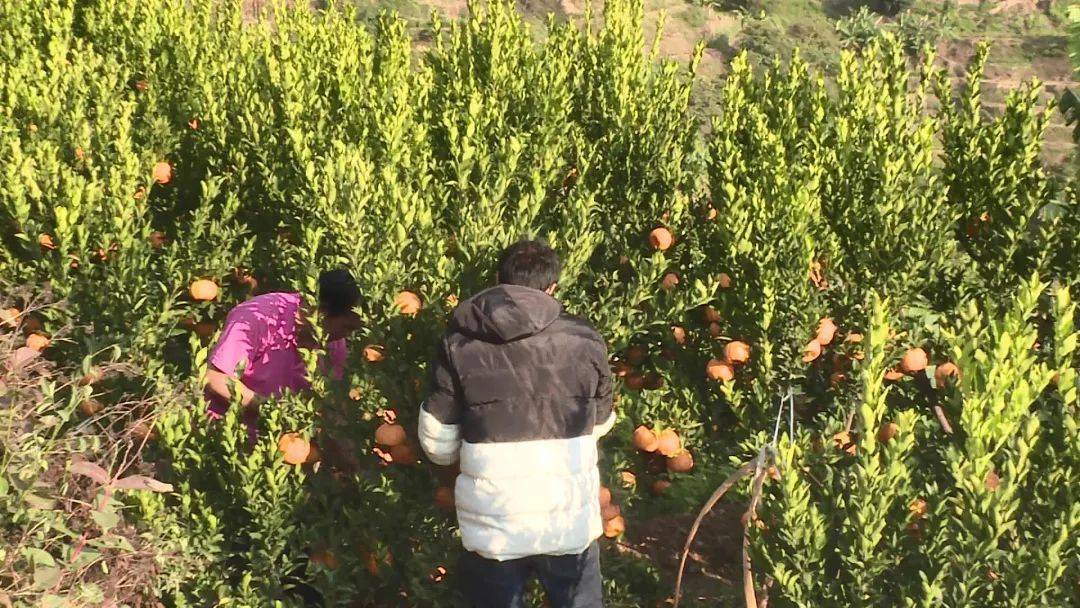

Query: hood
(450, 284), (562, 343)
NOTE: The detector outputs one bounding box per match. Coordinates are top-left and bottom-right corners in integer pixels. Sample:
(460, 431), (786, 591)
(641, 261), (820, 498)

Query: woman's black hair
(318, 269), (362, 316)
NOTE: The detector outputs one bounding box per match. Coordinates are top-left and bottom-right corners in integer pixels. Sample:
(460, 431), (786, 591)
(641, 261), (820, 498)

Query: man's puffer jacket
(418, 284), (615, 561)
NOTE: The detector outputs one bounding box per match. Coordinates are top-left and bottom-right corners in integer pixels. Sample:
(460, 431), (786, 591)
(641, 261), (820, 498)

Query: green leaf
(90, 508), (120, 532)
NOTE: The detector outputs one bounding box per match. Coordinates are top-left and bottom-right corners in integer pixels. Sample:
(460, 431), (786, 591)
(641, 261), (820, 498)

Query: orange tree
(0, 0), (1076, 607)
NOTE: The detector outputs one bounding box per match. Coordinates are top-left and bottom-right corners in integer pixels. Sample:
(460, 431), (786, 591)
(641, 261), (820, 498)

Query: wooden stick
(673, 459), (757, 607)
(742, 460), (768, 608)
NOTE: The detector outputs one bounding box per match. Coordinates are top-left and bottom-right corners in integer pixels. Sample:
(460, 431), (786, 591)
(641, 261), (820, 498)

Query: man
(418, 240), (615, 608)
(203, 269), (363, 428)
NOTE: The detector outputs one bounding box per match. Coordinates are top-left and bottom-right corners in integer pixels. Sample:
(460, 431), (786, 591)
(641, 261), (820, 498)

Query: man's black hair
(318, 269), (362, 316)
(496, 240), (561, 291)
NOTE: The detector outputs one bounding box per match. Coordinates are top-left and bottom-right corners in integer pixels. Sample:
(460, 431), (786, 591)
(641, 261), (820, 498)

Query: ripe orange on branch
(724, 341), (750, 365)
(671, 326), (687, 345)
(705, 358), (734, 382)
(603, 515), (625, 538)
(815, 318), (837, 346)
(666, 450), (694, 473)
(648, 227), (674, 251)
(802, 340), (822, 363)
(190, 279), (219, 301)
(702, 306), (721, 323)
(900, 348), (928, 373)
(661, 272), (679, 290)
(656, 429), (681, 457)
(394, 291), (422, 316)
(374, 423), (406, 447)
(632, 426), (659, 452)
(598, 486), (612, 507)
(718, 273), (732, 289)
(934, 362), (960, 387)
(600, 503), (621, 521)
(153, 161), (172, 184)
(278, 433), (311, 465)
(362, 345), (385, 363)
(877, 422), (899, 444)
(389, 442), (418, 465)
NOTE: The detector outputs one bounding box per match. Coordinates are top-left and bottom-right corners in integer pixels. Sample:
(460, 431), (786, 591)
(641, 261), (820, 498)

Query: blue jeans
(459, 541), (604, 608)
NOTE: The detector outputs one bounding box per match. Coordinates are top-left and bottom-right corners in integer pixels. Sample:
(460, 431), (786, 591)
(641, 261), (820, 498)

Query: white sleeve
(418, 404), (462, 465)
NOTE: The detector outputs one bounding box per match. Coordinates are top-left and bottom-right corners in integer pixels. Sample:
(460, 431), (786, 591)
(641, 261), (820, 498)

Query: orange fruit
(651, 479), (671, 496)
(666, 450), (694, 473)
(189, 279), (219, 301)
(599, 486), (612, 507)
(831, 431), (856, 456)
(909, 498), (927, 519)
(434, 486), (455, 510)
(705, 358), (734, 382)
(877, 422), (899, 444)
(815, 318), (837, 346)
(648, 227), (674, 251)
(445, 294), (459, 308)
(310, 550), (339, 570)
(900, 348), (928, 373)
(984, 470), (1000, 492)
(601, 503), (622, 521)
(1, 307), (20, 328)
(656, 429), (681, 457)
(706, 206), (717, 220)
(660, 272), (679, 291)
(708, 322), (722, 338)
(38, 234), (57, 250)
(278, 433), (311, 465)
(626, 345), (647, 366)
(671, 326), (687, 345)
(845, 333), (864, 344)
(603, 515), (625, 538)
(364, 551), (380, 576)
(934, 362), (960, 388)
(619, 471), (637, 488)
(374, 423), (406, 447)
(703, 307), (721, 323)
(26, 333), (50, 351)
(624, 374), (645, 391)
(718, 273), (732, 289)
(724, 341), (750, 365)
(389, 443), (418, 465)
(394, 291), (421, 316)
(802, 340), (822, 363)
(632, 426), (659, 452)
(153, 161), (172, 184)
(362, 345), (385, 363)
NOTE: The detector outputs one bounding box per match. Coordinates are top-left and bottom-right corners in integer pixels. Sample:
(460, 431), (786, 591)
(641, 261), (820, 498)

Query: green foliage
(0, 0), (1076, 607)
